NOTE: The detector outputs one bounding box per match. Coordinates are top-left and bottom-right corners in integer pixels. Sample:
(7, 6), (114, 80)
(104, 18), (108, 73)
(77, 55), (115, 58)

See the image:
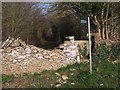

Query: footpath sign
(80, 17), (92, 74)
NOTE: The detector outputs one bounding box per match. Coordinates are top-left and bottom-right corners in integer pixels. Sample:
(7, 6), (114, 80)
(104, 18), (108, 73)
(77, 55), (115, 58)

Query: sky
(37, 3), (53, 15)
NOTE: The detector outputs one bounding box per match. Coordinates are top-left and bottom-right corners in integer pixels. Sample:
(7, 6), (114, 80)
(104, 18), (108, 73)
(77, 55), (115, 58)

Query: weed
(32, 73), (41, 78)
(2, 75), (14, 84)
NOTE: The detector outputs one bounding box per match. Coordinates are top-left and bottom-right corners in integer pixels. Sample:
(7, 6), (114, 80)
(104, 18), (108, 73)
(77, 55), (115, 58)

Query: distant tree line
(48, 2), (120, 41)
(2, 2), (54, 47)
(2, 2), (120, 47)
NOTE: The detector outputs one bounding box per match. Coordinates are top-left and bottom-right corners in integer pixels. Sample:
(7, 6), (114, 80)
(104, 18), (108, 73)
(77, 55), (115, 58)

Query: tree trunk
(97, 25), (101, 40)
(101, 23), (105, 39)
(101, 8), (105, 40)
(57, 31), (61, 43)
(105, 3), (110, 40)
(111, 10), (114, 40)
(11, 26), (14, 38)
(92, 15), (102, 40)
(105, 23), (109, 39)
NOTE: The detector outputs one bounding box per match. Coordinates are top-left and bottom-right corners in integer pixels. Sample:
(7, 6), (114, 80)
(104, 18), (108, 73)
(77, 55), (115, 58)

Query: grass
(2, 61), (119, 88)
(2, 75), (14, 84)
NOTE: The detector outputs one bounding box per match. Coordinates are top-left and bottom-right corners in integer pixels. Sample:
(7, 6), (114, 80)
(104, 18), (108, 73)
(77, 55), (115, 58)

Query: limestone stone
(55, 84), (61, 87)
(55, 72), (60, 76)
(62, 75), (68, 80)
(11, 39), (20, 47)
(71, 83), (75, 85)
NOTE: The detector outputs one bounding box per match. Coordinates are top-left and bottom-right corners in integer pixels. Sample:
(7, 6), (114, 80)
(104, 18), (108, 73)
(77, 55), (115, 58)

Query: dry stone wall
(1, 36), (88, 75)
(59, 36), (80, 63)
(60, 37), (89, 58)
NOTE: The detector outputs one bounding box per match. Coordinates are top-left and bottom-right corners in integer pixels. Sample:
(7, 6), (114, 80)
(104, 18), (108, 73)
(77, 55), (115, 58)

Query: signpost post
(80, 17), (92, 74)
(88, 17), (92, 74)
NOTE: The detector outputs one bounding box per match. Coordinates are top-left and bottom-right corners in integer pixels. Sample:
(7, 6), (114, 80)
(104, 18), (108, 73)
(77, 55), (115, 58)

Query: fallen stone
(11, 39), (20, 47)
(71, 73), (74, 75)
(63, 81), (67, 84)
(55, 84), (61, 87)
(55, 72), (60, 76)
(71, 83), (75, 85)
(62, 75), (68, 80)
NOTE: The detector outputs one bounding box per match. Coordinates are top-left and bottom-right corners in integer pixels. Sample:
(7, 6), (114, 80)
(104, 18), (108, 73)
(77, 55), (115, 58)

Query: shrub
(92, 43), (120, 62)
(110, 43), (120, 60)
(78, 44), (88, 59)
(92, 44), (110, 62)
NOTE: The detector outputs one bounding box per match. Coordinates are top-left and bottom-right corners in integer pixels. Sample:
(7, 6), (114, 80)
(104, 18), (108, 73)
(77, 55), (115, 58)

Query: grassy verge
(2, 61), (119, 88)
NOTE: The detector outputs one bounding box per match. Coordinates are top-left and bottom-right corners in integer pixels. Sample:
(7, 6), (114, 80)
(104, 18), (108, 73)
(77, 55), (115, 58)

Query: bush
(78, 44), (88, 59)
(110, 43), (120, 60)
(92, 44), (110, 62)
(92, 43), (120, 62)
